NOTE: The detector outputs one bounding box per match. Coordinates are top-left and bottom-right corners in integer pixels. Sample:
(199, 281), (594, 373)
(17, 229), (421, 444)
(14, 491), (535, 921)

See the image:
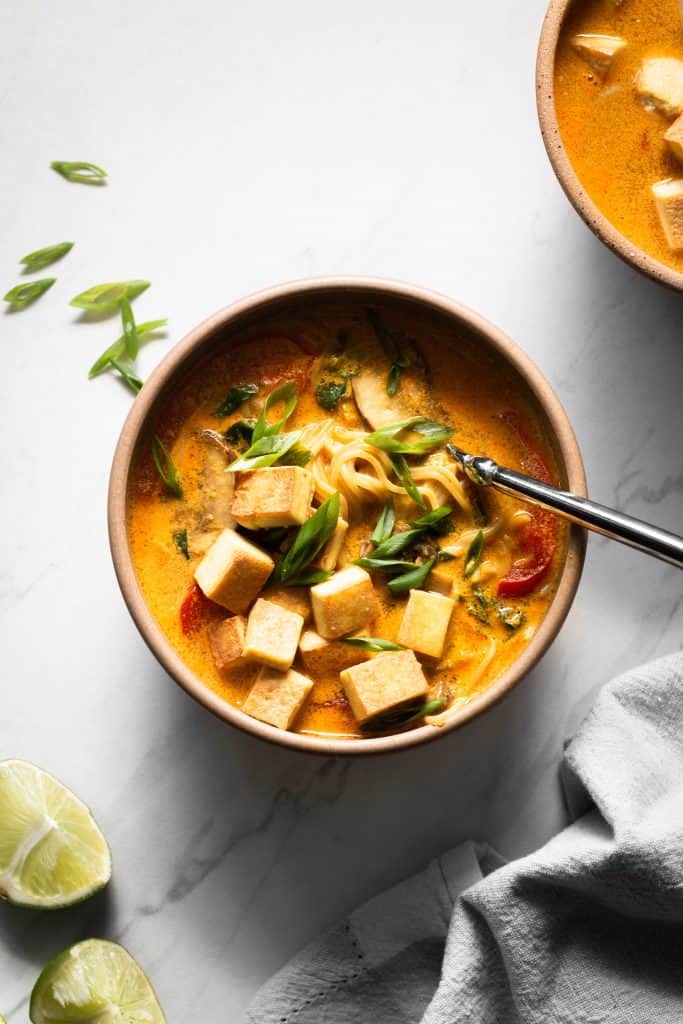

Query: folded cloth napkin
(246, 652), (683, 1023)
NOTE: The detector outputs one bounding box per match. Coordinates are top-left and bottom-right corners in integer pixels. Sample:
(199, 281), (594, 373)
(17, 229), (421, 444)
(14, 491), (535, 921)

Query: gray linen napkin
(246, 652), (683, 1023)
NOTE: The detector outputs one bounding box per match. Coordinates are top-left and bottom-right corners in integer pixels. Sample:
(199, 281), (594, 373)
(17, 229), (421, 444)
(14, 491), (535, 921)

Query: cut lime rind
(0, 759), (111, 909)
(30, 939), (166, 1024)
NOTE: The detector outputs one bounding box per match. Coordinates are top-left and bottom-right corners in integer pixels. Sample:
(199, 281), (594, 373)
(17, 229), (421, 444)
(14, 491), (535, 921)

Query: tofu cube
(298, 629), (370, 676)
(652, 179), (683, 250)
(231, 467), (314, 529)
(194, 529), (273, 613)
(340, 650), (428, 725)
(664, 114), (683, 163)
(310, 566), (378, 639)
(267, 586), (312, 623)
(315, 517), (349, 572)
(571, 34), (626, 76)
(244, 598), (304, 670)
(207, 615), (248, 672)
(397, 590), (455, 659)
(428, 559), (458, 597)
(636, 58), (683, 118)
(242, 666), (313, 730)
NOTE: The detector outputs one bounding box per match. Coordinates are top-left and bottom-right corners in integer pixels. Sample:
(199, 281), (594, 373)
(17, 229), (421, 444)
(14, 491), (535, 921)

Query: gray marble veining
(1, 0), (681, 1019)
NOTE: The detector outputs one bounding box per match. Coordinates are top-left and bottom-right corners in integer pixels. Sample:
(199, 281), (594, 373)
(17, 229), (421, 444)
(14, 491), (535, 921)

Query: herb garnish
(366, 417), (453, 455)
(341, 637), (406, 652)
(279, 446), (313, 467)
(51, 161), (107, 185)
(224, 420), (255, 451)
(371, 501), (395, 546)
(70, 280), (150, 312)
(214, 383), (259, 418)
(410, 505), (454, 534)
(227, 430), (303, 472)
(110, 358), (143, 395)
(354, 557), (419, 574)
(463, 529), (484, 578)
(151, 434), (183, 498)
(387, 556), (436, 594)
(20, 241), (74, 270)
(497, 606), (525, 630)
(366, 308), (410, 396)
(173, 529), (190, 559)
(88, 319), (168, 378)
(120, 298), (139, 359)
(361, 697), (446, 733)
(252, 381), (298, 443)
(3, 278), (56, 305)
(270, 492), (340, 586)
(391, 453), (426, 508)
(315, 379), (347, 411)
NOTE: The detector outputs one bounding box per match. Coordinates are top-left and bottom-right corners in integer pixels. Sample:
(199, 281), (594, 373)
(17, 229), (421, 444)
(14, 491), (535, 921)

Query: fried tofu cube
(244, 598), (304, 670)
(298, 629), (370, 676)
(231, 467), (314, 529)
(652, 179), (683, 249)
(310, 566), (378, 639)
(571, 34), (626, 76)
(267, 586), (312, 623)
(315, 517), (349, 572)
(636, 58), (683, 118)
(397, 590), (455, 660)
(242, 666), (314, 730)
(340, 650), (428, 725)
(664, 114), (683, 163)
(207, 615), (248, 671)
(194, 529), (273, 613)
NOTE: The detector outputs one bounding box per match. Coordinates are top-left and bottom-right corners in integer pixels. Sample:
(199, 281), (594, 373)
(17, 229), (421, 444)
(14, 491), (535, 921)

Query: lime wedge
(30, 940), (166, 1024)
(0, 759), (111, 908)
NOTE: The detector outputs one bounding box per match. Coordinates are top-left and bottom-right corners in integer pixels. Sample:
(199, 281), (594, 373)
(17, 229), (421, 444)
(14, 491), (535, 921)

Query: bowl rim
(536, 0), (683, 293)
(108, 274), (587, 757)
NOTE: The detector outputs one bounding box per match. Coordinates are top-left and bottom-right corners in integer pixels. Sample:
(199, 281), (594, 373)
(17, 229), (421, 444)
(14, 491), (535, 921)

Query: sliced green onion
(214, 383), (259, 418)
(463, 529), (484, 578)
(410, 505), (453, 531)
(366, 417), (453, 455)
(110, 357), (143, 395)
(285, 569), (332, 587)
(497, 606), (525, 630)
(252, 381), (298, 443)
(120, 298), (139, 359)
(3, 278), (56, 305)
(173, 529), (190, 559)
(341, 637), (406, 652)
(361, 697), (446, 733)
(280, 446), (312, 467)
(152, 434), (183, 498)
(371, 500), (395, 545)
(51, 160), (107, 184)
(227, 430), (302, 472)
(391, 453), (426, 508)
(354, 557), (417, 574)
(88, 319), (167, 378)
(20, 241), (74, 270)
(70, 280), (150, 312)
(271, 492), (340, 585)
(366, 308), (410, 397)
(387, 556), (436, 594)
(371, 528), (425, 560)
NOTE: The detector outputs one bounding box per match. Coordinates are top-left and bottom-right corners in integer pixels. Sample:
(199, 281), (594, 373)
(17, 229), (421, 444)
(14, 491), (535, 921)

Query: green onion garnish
(120, 298), (139, 360)
(173, 529), (190, 560)
(252, 381), (298, 443)
(88, 319), (167, 378)
(386, 556), (436, 594)
(371, 501), (395, 545)
(69, 280), (150, 312)
(51, 161), (107, 185)
(391, 453), (426, 508)
(360, 697), (446, 733)
(341, 637), (406, 652)
(152, 434), (183, 498)
(226, 430), (303, 472)
(3, 278), (56, 305)
(271, 492), (340, 586)
(110, 358), (143, 395)
(366, 417), (453, 456)
(20, 241), (74, 270)
(463, 529), (484, 578)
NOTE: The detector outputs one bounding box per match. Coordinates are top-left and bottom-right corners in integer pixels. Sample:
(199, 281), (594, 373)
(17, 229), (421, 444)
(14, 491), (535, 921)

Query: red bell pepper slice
(497, 411), (559, 598)
(180, 583), (220, 635)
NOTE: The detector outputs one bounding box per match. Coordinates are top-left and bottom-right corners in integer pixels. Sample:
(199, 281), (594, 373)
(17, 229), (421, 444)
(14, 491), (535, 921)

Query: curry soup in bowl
(110, 279), (585, 755)
(538, 0), (683, 288)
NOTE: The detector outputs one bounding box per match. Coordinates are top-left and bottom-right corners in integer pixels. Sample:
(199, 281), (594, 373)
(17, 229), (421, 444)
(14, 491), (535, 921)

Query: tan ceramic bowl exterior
(109, 276), (586, 756)
(537, 0), (683, 291)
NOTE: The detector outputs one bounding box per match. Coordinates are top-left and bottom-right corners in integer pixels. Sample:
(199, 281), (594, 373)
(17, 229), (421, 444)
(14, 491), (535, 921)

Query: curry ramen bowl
(538, 0), (683, 290)
(109, 277), (586, 755)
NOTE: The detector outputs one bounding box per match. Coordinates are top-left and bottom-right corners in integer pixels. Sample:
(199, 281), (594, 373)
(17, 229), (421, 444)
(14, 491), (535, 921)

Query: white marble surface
(1, 0), (682, 1018)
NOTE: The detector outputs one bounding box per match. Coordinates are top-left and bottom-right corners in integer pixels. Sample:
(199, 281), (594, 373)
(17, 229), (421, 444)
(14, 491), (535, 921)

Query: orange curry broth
(555, 0), (683, 272)
(127, 305), (567, 738)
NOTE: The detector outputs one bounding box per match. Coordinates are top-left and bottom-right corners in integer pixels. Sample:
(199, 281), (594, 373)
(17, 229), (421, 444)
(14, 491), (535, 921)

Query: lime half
(30, 939), (166, 1023)
(0, 759), (111, 908)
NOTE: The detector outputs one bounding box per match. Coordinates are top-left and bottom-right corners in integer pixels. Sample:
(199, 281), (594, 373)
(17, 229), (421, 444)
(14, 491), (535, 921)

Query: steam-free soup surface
(128, 301), (565, 739)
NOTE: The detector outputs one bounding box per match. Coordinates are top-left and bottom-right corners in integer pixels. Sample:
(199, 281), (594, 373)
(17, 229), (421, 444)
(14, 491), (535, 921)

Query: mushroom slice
(571, 34), (626, 77)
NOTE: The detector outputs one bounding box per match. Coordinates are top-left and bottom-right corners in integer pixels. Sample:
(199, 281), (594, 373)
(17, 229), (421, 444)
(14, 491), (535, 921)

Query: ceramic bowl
(109, 276), (586, 755)
(537, 0), (683, 290)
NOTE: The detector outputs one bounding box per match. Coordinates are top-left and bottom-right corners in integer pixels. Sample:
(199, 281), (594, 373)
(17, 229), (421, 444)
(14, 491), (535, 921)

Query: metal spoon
(445, 444), (683, 570)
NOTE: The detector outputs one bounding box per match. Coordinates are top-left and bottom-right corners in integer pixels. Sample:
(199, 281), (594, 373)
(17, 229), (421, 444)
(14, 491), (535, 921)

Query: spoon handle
(445, 446), (683, 569)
